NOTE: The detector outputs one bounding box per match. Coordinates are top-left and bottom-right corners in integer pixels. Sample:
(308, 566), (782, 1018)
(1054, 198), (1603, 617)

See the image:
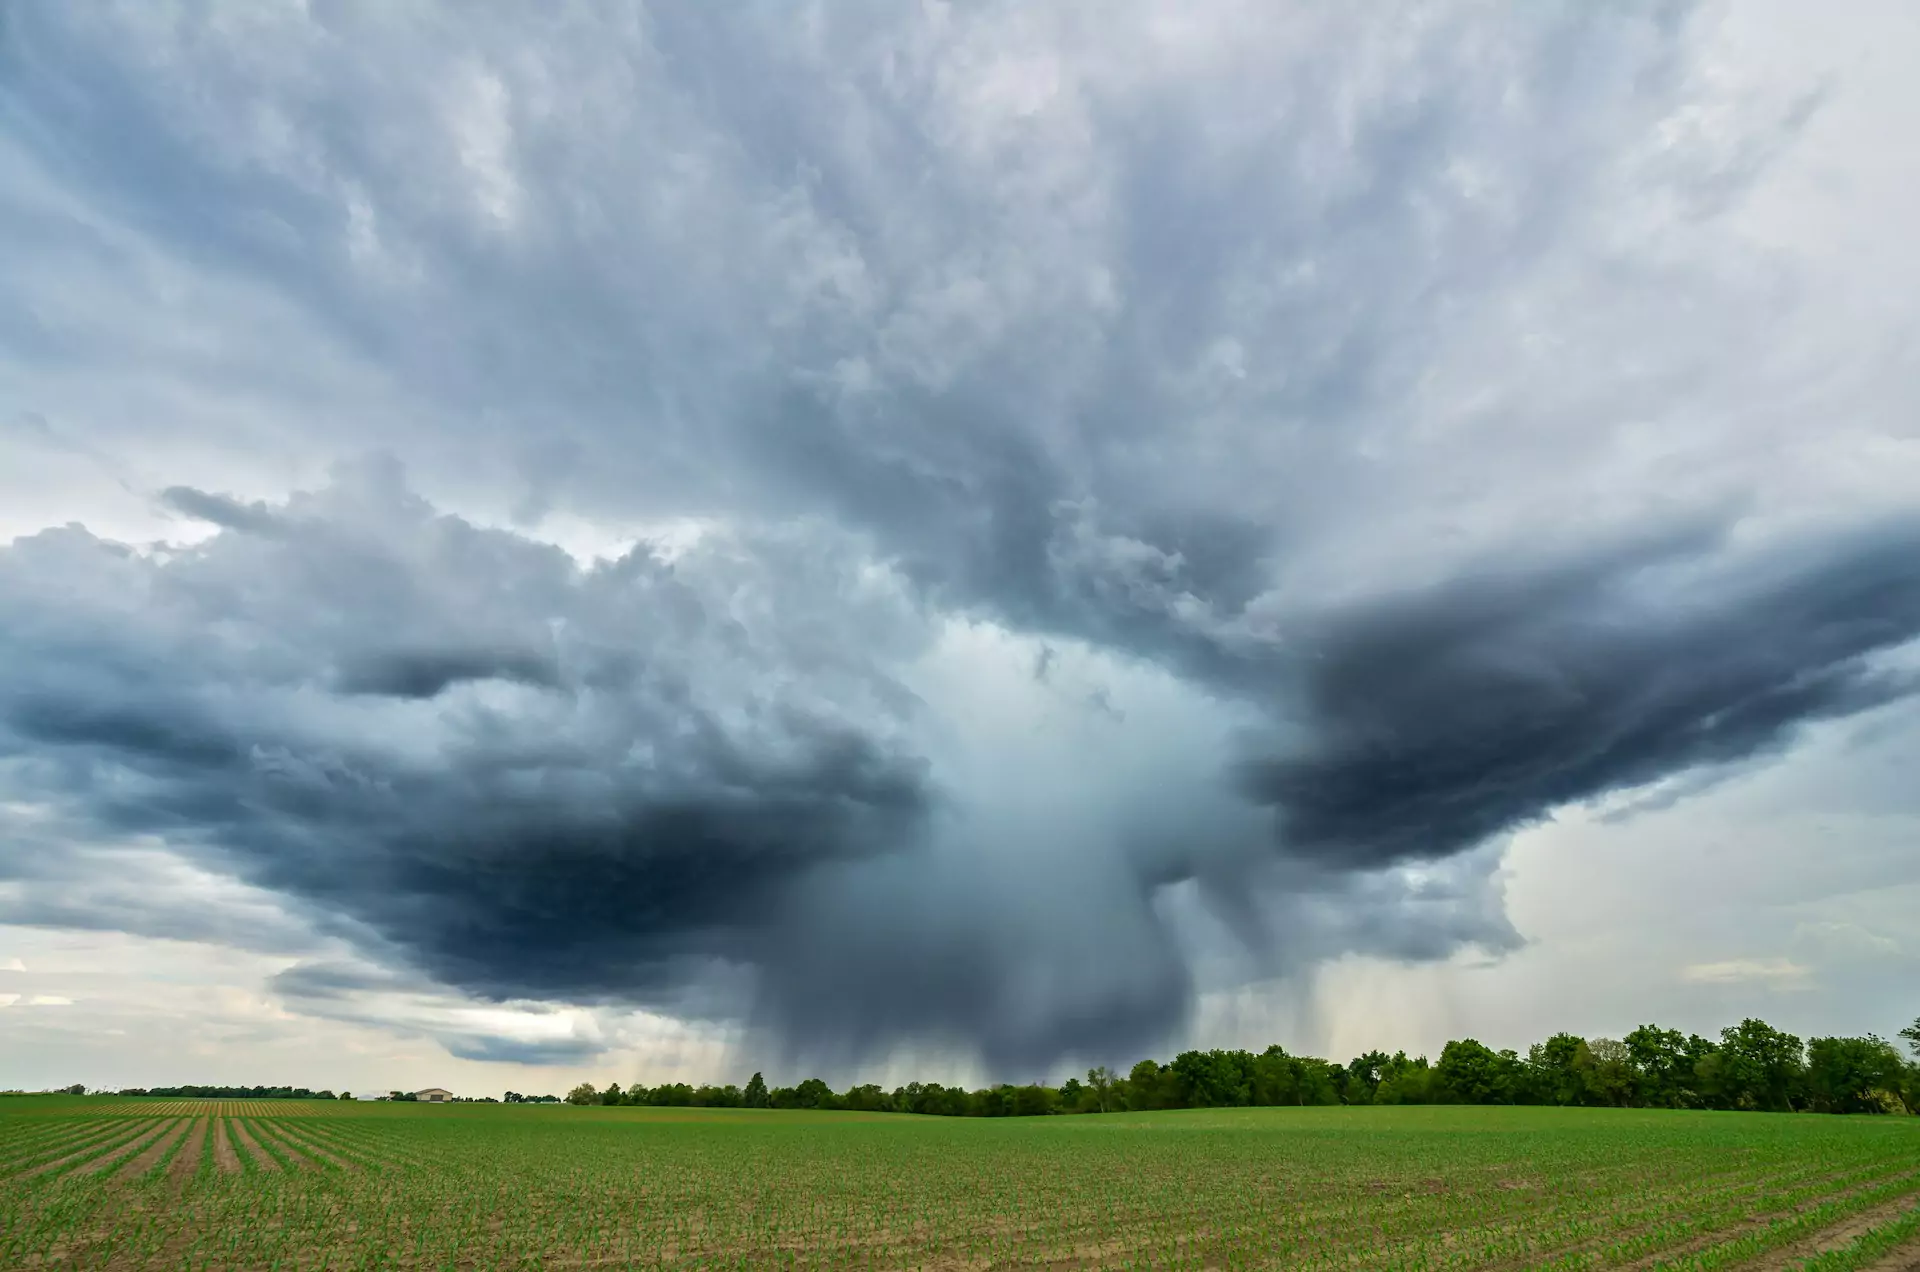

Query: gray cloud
(0, 470), (934, 1013)
(1237, 522), (1920, 869)
(1, 2), (1917, 1072)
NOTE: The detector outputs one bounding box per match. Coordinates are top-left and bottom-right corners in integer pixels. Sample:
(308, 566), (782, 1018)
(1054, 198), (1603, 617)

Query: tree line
(114, 1085), (342, 1100)
(564, 1017), (1920, 1117)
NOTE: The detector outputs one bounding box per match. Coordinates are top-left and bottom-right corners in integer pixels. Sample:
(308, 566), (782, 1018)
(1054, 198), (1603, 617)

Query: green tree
(1805, 1036), (1909, 1114)
(1085, 1066), (1116, 1113)
(1010, 1084), (1058, 1117)
(1373, 1052), (1434, 1105)
(1900, 1019), (1920, 1057)
(1624, 1025), (1705, 1108)
(1580, 1038), (1638, 1108)
(1526, 1033), (1591, 1105)
(1436, 1039), (1521, 1104)
(1170, 1049), (1252, 1108)
(601, 1082), (623, 1106)
(565, 1082), (598, 1106)
(1344, 1051), (1391, 1106)
(743, 1071), (769, 1109)
(1716, 1019), (1805, 1112)
(843, 1083), (891, 1112)
(1125, 1059), (1169, 1111)
(791, 1077), (836, 1110)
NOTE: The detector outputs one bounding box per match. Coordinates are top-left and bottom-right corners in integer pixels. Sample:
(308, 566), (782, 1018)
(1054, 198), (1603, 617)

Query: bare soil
(227, 1117), (282, 1171)
(109, 1118), (190, 1183)
(19, 1121), (157, 1180)
(212, 1119), (242, 1174)
(1741, 1195), (1920, 1272)
(166, 1118), (208, 1190)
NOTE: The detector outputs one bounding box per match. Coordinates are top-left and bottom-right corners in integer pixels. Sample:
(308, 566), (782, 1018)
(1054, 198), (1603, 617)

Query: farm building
(415, 1087), (453, 1103)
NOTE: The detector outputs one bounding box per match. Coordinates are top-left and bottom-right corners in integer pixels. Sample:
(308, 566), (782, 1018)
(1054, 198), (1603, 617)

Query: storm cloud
(2, 2), (1918, 1073)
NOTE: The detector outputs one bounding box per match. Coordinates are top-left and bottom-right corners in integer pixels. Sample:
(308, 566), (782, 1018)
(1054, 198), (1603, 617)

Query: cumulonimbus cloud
(2, 2), (1917, 1070)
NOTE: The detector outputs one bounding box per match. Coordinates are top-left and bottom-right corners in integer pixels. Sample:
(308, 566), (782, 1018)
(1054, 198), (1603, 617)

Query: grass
(1, 1097), (1917, 1269)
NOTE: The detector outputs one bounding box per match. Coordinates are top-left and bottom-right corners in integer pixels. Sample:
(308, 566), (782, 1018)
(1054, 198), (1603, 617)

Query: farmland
(2, 1098), (1918, 1270)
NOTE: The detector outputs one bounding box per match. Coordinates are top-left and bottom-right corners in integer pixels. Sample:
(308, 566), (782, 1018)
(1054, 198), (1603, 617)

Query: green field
(2, 1098), (1918, 1270)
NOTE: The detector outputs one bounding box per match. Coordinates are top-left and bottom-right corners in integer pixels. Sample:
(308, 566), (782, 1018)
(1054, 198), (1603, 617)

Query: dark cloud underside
(1, 2), (1917, 1071)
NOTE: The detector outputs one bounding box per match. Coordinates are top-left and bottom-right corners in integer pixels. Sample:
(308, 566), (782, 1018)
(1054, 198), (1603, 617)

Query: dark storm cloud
(333, 647), (561, 698)
(440, 1035), (609, 1066)
(3, 1), (1917, 1073)
(0, 470), (934, 1011)
(1236, 522), (1920, 869)
(161, 486), (288, 538)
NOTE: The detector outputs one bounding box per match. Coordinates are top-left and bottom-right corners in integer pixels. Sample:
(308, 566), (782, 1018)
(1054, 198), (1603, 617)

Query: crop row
(1, 1105), (1915, 1269)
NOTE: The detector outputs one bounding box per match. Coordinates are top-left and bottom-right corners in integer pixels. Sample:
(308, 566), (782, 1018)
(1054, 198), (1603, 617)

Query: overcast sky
(3, 1), (1918, 1098)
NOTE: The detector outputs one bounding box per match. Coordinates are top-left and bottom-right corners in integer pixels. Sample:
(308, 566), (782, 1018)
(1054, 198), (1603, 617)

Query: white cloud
(1680, 959), (1814, 990)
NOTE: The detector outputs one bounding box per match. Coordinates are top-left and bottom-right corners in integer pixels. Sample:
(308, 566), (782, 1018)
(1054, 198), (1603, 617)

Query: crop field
(1, 1099), (1917, 1270)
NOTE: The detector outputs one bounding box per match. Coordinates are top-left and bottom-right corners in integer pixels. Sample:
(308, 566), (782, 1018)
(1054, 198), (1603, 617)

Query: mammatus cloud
(2, 3), (1918, 1071)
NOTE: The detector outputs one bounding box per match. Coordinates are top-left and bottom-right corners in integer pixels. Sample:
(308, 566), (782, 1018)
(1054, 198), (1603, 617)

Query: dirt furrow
(268, 1124), (358, 1170)
(250, 1119), (332, 1169)
(212, 1119), (242, 1174)
(18, 1121), (156, 1180)
(166, 1118), (209, 1190)
(227, 1117), (283, 1171)
(63, 1118), (174, 1180)
(1745, 1198), (1920, 1271)
(111, 1117), (191, 1183)
(1861, 1235), (1920, 1272)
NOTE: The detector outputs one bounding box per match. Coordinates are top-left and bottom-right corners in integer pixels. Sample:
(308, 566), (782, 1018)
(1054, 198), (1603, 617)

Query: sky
(2, 1), (1918, 1099)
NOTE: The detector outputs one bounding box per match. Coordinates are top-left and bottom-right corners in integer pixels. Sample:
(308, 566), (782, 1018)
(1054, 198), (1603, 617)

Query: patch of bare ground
(69, 1121), (175, 1179)
(18, 1122), (156, 1180)
(167, 1119), (208, 1190)
(1609, 1173), (1920, 1272)
(213, 1119), (242, 1174)
(3, 1123), (127, 1171)
(227, 1117), (281, 1171)
(109, 1118), (190, 1184)
(261, 1122), (354, 1170)
(1860, 1233), (1920, 1271)
(248, 1122), (312, 1168)
(1740, 1197), (1920, 1272)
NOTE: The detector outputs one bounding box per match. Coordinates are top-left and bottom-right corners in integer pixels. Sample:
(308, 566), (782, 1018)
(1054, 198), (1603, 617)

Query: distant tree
(1526, 1033), (1592, 1106)
(1170, 1049), (1252, 1109)
(1369, 1053), (1433, 1105)
(1624, 1025), (1704, 1108)
(1085, 1066), (1116, 1113)
(1009, 1084), (1058, 1117)
(601, 1082), (623, 1107)
(1344, 1051), (1391, 1105)
(843, 1083), (891, 1112)
(744, 1072), (769, 1109)
(1126, 1059), (1176, 1111)
(565, 1083), (598, 1107)
(1805, 1036), (1909, 1114)
(1715, 1019), (1805, 1112)
(1901, 1019), (1920, 1057)
(791, 1077), (836, 1110)
(61, 1084), (85, 1096)
(1436, 1040), (1521, 1105)
(1580, 1039), (1637, 1108)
